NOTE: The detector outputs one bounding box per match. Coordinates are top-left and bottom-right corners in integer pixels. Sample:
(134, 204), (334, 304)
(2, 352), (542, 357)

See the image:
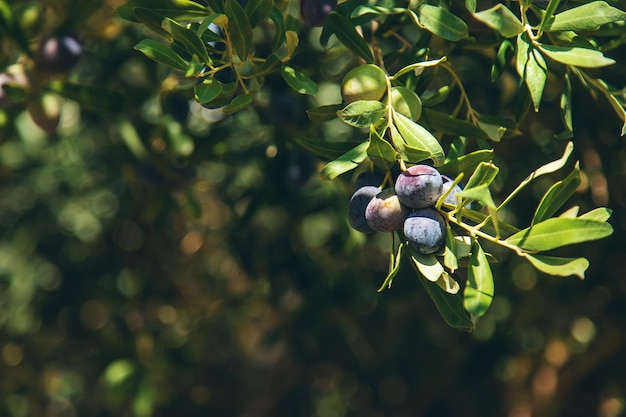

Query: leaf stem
(446, 213), (526, 256)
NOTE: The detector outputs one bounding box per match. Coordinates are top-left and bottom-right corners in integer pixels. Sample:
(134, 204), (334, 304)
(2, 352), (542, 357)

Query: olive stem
(446, 213), (526, 256)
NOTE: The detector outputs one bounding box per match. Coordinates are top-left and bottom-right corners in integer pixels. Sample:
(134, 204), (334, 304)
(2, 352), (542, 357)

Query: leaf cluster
(109, 0), (622, 329)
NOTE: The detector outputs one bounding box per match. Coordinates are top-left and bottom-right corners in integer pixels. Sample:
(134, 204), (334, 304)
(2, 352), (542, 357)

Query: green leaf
(0, 84), (27, 103)
(523, 254), (588, 279)
(324, 12), (374, 63)
(194, 79), (224, 104)
(497, 141), (574, 211)
(252, 54), (281, 77)
(319, 141), (369, 180)
(268, 7), (285, 51)
(465, 0), (477, 14)
(464, 240), (494, 317)
(505, 218), (614, 251)
(280, 65), (319, 95)
(0, 0), (31, 56)
(337, 100), (386, 128)
(443, 224), (459, 272)
(464, 161), (499, 190)
(294, 137), (362, 160)
(119, 0), (207, 19)
(392, 111), (445, 166)
(556, 71), (574, 139)
(516, 33), (547, 112)
(134, 39), (188, 71)
(473, 4), (524, 38)
(411, 251), (444, 282)
(421, 85), (451, 107)
(578, 207), (612, 222)
(391, 58), (447, 79)
(436, 272), (460, 294)
(420, 108), (488, 139)
(350, 4), (399, 18)
(307, 104), (344, 123)
(134, 8), (171, 38)
(492, 39), (515, 81)
(559, 206), (580, 218)
(416, 4), (468, 41)
(224, 0), (253, 60)
(378, 242), (404, 291)
(205, 0), (225, 13)
(162, 18), (210, 63)
(197, 14), (226, 41)
(245, 0), (273, 27)
(545, 1), (626, 32)
(418, 274), (474, 331)
(532, 162), (581, 224)
(367, 125), (398, 170)
(439, 149), (494, 179)
(538, 0), (562, 35)
(222, 93), (253, 114)
(536, 43), (615, 68)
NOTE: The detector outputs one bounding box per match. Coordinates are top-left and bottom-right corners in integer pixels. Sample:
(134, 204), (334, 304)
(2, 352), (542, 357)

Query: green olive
(341, 64), (387, 104)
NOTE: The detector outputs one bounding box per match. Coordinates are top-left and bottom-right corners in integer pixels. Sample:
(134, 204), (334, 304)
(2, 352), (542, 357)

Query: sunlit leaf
(545, 1), (626, 32)
(537, 43), (615, 68)
(439, 149), (493, 179)
(280, 65), (319, 95)
(367, 125), (398, 170)
(497, 141), (574, 211)
(436, 272), (460, 294)
(578, 207), (612, 222)
(319, 141), (369, 180)
(417, 4), (468, 41)
(516, 33), (547, 111)
(391, 58), (447, 79)
(523, 254), (589, 279)
(505, 218), (614, 251)
(392, 111), (445, 166)
(532, 162), (581, 224)
(473, 4), (524, 38)
(464, 161), (499, 190)
(443, 224), (459, 272)
(337, 100), (386, 128)
(411, 250), (444, 282)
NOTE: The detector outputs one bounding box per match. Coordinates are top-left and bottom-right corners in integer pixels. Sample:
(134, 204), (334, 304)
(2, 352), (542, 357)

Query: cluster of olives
(349, 165), (462, 254)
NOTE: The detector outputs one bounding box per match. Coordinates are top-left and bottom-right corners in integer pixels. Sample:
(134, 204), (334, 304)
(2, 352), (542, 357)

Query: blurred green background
(1, 1), (626, 416)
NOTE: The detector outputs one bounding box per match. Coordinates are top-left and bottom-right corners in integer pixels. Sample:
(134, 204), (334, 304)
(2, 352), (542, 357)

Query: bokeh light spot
(571, 316), (596, 344)
(80, 300), (109, 330)
(2, 343), (24, 366)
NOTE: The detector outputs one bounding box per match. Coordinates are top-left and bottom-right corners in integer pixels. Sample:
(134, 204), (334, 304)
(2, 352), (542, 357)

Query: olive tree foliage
(109, 0), (624, 330)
